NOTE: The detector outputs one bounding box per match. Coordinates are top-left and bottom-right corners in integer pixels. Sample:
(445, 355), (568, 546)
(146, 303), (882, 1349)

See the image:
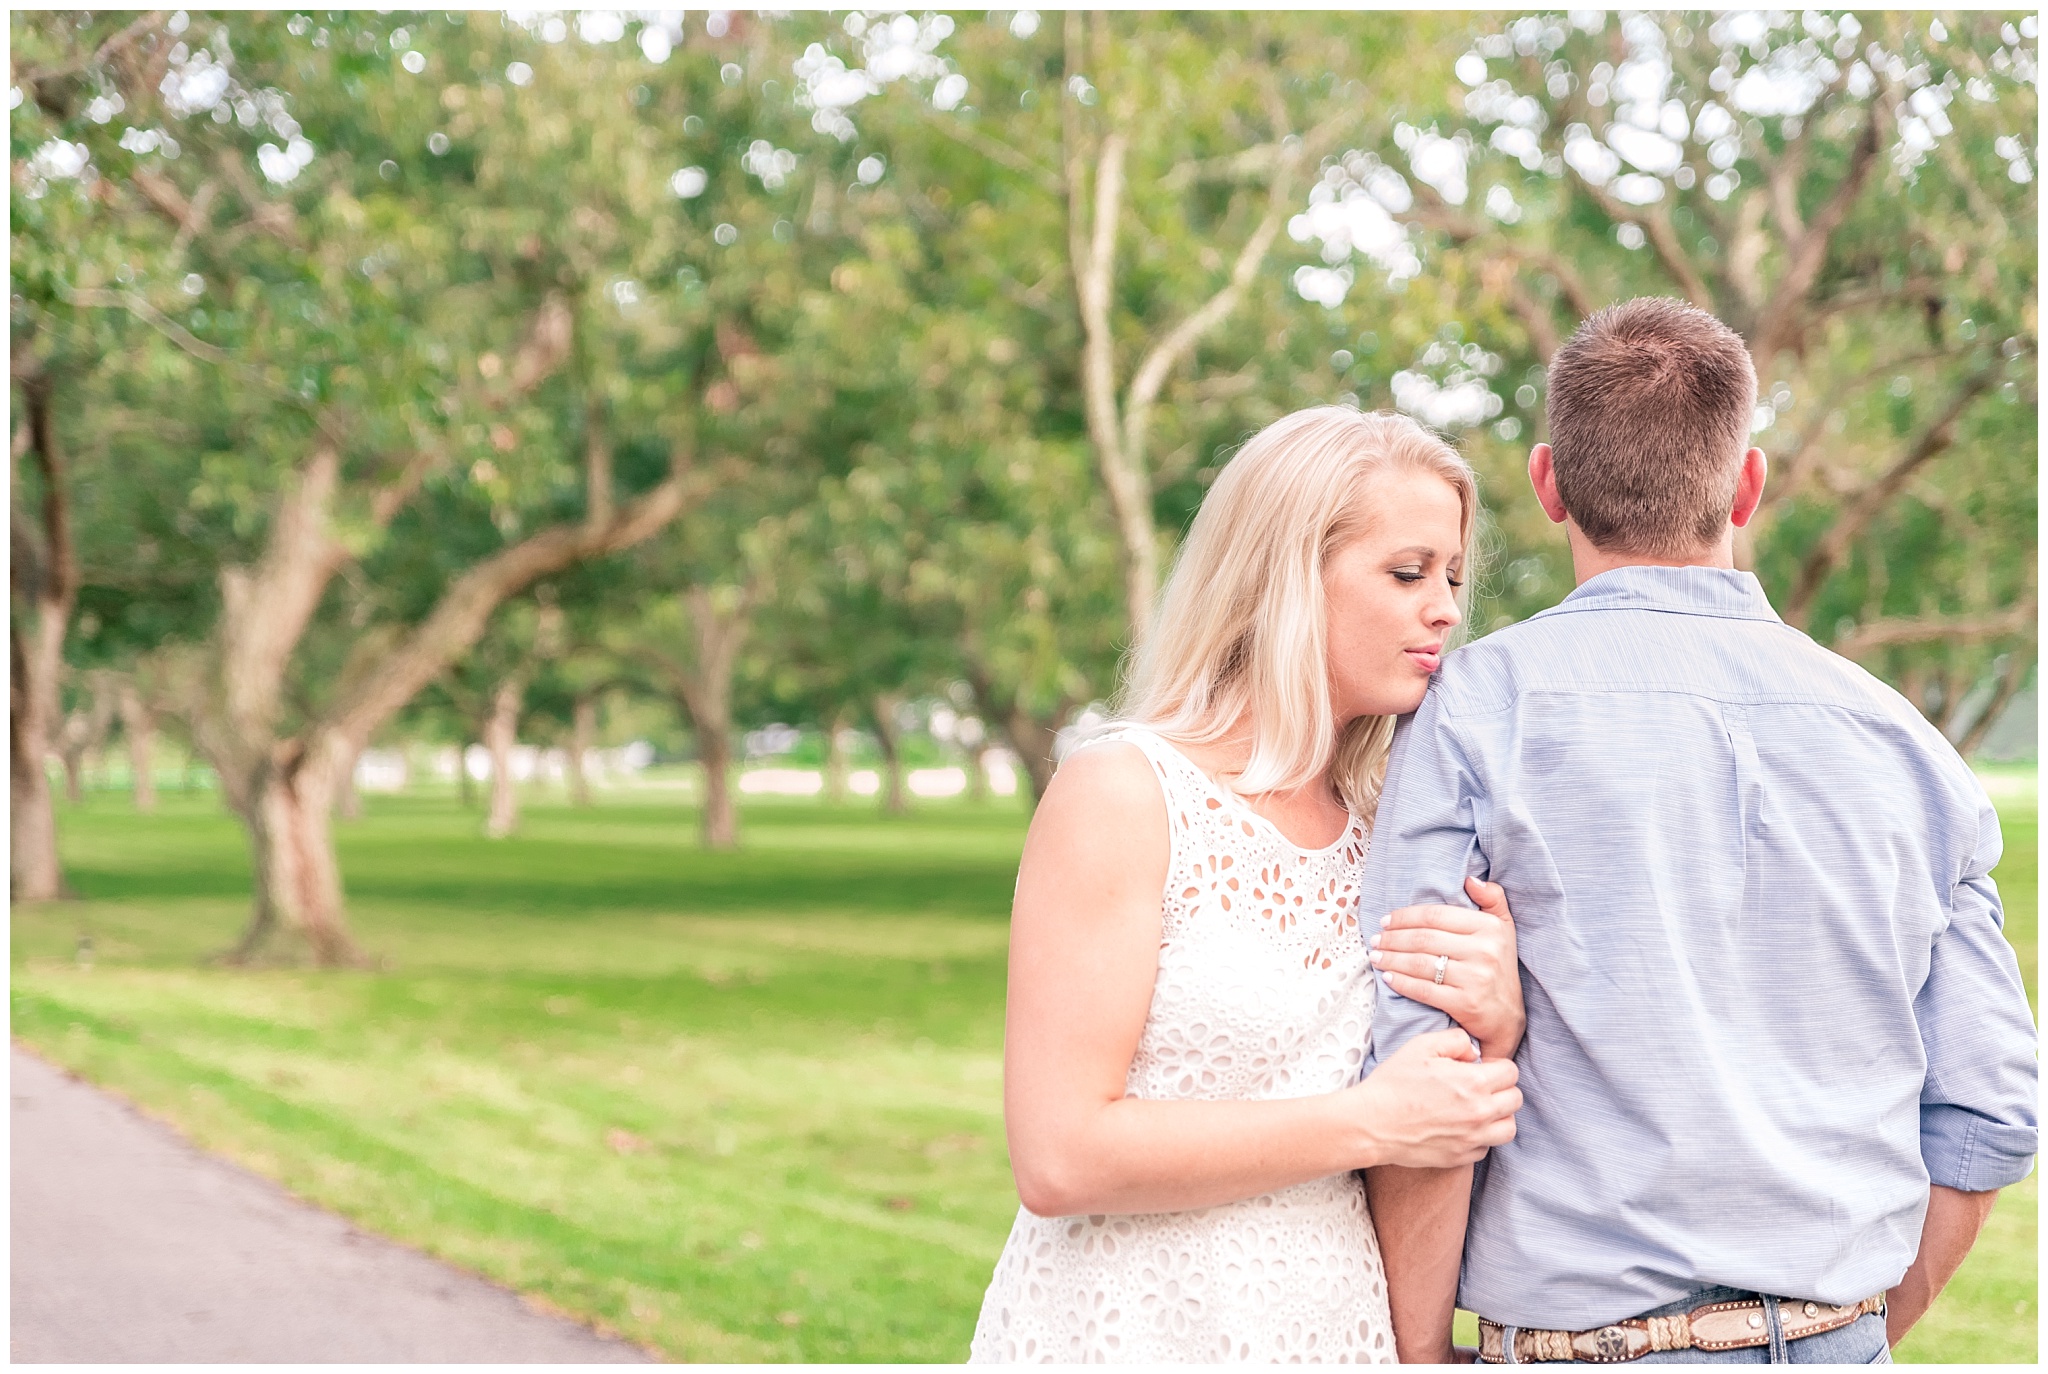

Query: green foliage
(15, 11), (2035, 766)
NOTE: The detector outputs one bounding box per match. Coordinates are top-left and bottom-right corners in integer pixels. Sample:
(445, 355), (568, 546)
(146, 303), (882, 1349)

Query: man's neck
(1565, 524), (1736, 587)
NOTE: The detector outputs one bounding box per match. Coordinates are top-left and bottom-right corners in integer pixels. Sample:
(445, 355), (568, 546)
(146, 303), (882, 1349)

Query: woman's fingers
(1464, 876), (1512, 922)
(1372, 924), (1499, 959)
(1380, 968), (1475, 1017)
(1381, 902), (1486, 935)
(1373, 949), (1469, 986)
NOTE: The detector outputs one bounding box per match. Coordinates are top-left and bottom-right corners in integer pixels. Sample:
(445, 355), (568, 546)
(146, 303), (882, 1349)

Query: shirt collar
(1534, 564), (1784, 624)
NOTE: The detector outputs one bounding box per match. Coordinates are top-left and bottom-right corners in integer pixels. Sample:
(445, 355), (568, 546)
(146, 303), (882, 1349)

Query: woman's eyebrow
(1385, 545), (1439, 559)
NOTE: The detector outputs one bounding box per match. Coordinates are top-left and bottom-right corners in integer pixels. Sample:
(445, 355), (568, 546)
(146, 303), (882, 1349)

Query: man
(1359, 298), (2037, 1365)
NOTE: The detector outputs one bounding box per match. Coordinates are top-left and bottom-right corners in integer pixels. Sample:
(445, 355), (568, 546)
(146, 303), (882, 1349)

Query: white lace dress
(970, 726), (1395, 1364)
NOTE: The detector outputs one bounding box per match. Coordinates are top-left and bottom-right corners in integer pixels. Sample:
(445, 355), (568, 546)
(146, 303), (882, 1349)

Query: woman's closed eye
(1392, 567), (1463, 588)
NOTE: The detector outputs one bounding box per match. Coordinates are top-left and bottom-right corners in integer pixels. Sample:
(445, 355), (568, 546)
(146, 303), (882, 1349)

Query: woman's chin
(1345, 683), (1431, 721)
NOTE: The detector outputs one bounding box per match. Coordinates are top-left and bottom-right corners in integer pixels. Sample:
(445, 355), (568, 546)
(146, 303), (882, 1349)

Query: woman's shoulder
(1019, 734), (1173, 894)
(1047, 730), (1167, 808)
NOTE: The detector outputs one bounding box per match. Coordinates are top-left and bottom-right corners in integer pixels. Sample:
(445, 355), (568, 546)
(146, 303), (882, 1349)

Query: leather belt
(1478, 1294), (1885, 1363)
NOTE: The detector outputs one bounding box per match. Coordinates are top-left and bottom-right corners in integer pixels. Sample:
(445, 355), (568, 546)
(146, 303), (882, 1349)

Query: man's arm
(1900, 790), (2037, 1344)
(1360, 687), (1489, 1076)
(1365, 1164), (1473, 1363)
(1914, 795), (2037, 1185)
(1359, 683), (1492, 1361)
(1885, 1184), (1999, 1346)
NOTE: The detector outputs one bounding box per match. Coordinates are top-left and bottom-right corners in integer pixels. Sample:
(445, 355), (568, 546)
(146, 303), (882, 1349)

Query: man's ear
(1527, 444), (1569, 525)
(1729, 447), (1768, 528)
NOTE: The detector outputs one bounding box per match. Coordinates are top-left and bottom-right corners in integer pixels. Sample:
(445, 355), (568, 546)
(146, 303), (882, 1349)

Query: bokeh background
(10, 8), (2036, 1362)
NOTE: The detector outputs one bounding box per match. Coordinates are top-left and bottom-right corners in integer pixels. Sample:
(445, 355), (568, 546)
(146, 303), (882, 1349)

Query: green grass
(14, 790), (1027, 1361)
(11, 771), (2037, 1362)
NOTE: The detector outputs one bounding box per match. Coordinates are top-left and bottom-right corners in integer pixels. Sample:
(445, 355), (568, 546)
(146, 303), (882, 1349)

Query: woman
(970, 408), (1525, 1364)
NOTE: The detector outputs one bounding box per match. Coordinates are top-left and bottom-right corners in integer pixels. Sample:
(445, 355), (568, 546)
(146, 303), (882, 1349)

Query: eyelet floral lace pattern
(971, 727), (1393, 1364)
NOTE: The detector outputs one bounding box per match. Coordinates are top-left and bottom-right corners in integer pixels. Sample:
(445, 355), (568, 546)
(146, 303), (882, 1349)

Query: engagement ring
(1432, 954), (1449, 984)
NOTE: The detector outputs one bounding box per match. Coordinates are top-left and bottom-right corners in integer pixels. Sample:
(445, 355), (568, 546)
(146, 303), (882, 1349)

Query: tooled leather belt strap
(1478, 1294), (1885, 1364)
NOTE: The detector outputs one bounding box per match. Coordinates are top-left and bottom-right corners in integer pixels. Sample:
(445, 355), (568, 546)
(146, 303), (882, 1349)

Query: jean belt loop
(1501, 1324), (1519, 1365)
(1763, 1295), (1788, 1364)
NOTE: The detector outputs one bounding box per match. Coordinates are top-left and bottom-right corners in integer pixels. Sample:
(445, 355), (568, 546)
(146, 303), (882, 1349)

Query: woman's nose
(1429, 581), (1463, 630)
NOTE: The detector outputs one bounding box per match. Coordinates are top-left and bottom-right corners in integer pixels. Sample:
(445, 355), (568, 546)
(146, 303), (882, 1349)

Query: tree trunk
(199, 372), (698, 963)
(998, 705), (1063, 805)
(335, 739), (363, 820)
(1897, 664), (1933, 719)
(11, 373), (77, 900)
(869, 693), (911, 817)
(458, 741), (477, 807)
(118, 681), (157, 813)
(337, 771), (361, 820)
(697, 716), (737, 850)
(483, 673), (526, 838)
(11, 620), (67, 899)
(965, 668), (1067, 809)
(567, 693), (596, 807)
(1931, 667), (1975, 739)
(1059, 12), (1308, 652)
(648, 585), (754, 852)
(822, 709), (850, 805)
(182, 447), (358, 962)
(54, 671), (116, 803)
(967, 746), (991, 803)
(227, 745), (359, 966)
(1783, 370), (2000, 629)
(59, 743), (85, 804)
(1956, 651), (2035, 758)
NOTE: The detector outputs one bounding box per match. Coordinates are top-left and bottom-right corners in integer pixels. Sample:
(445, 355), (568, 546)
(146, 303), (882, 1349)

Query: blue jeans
(1498, 1287), (1891, 1364)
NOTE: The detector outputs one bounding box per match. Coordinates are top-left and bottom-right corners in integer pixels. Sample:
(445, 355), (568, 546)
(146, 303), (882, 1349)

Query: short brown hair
(1546, 297), (1757, 555)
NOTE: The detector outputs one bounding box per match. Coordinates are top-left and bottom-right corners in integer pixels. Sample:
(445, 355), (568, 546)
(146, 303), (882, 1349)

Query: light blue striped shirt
(1362, 565), (2038, 1329)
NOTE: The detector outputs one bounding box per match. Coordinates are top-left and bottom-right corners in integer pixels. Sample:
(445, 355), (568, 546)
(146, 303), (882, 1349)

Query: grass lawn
(11, 770), (2037, 1363)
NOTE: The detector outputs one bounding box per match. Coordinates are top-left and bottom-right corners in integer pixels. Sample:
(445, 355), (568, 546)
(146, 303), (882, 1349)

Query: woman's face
(1323, 467), (1466, 723)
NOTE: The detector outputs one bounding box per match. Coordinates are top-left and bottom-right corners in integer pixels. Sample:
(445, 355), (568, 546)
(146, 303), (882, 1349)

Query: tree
(1302, 11), (2034, 713)
(14, 13), (716, 961)
(9, 367), (79, 897)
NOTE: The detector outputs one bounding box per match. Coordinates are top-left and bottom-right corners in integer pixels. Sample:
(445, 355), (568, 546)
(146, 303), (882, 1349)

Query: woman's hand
(1369, 877), (1524, 1063)
(1344, 1027), (1520, 1169)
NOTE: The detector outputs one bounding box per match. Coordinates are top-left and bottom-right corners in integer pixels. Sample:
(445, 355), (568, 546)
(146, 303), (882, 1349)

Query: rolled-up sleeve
(1361, 681), (1489, 1075)
(1918, 794), (2039, 1191)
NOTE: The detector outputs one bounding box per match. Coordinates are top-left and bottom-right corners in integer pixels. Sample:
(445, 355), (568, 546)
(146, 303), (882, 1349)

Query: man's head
(1536, 297), (1763, 561)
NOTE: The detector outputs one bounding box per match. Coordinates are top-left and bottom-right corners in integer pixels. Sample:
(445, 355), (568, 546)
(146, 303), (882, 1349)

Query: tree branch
(320, 444), (707, 755)
(1750, 99), (1887, 370)
(1784, 364), (2003, 627)
(168, 178), (220, 262)
(66, 286), (233, 364)
(917, 107), (1064, 198)
(1069, 128), (1126, 474)
(1954, 642), (2037, 756)
(1160, 108), (1354, 191)
(1400, 184), (1594, 313)
(1831, 600), (2038, 660)
(583, 399), (614, 532)
(368, 448), (439, 527)
(1571, 176), (1713, 309)
(1122, 142), (1298, 461)
(14, 11), (165, 90)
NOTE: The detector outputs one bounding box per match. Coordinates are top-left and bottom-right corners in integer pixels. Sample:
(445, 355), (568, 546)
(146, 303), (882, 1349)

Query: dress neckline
(1107, 725), (1364, 858)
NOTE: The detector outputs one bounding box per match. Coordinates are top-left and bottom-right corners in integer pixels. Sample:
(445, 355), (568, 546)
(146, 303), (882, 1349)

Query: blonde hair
(1115, 407), (1478, 821)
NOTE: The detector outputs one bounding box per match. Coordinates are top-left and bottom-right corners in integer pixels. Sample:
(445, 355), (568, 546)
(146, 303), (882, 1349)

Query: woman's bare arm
(1002, 743), (1521, 1218)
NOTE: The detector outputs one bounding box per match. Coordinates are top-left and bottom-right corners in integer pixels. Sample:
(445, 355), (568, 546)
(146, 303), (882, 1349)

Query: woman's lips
(1405, 648), (1442, 673)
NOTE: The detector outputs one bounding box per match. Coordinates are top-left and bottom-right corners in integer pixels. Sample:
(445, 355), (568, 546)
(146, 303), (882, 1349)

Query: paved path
(11, 1046), (652, 1363)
